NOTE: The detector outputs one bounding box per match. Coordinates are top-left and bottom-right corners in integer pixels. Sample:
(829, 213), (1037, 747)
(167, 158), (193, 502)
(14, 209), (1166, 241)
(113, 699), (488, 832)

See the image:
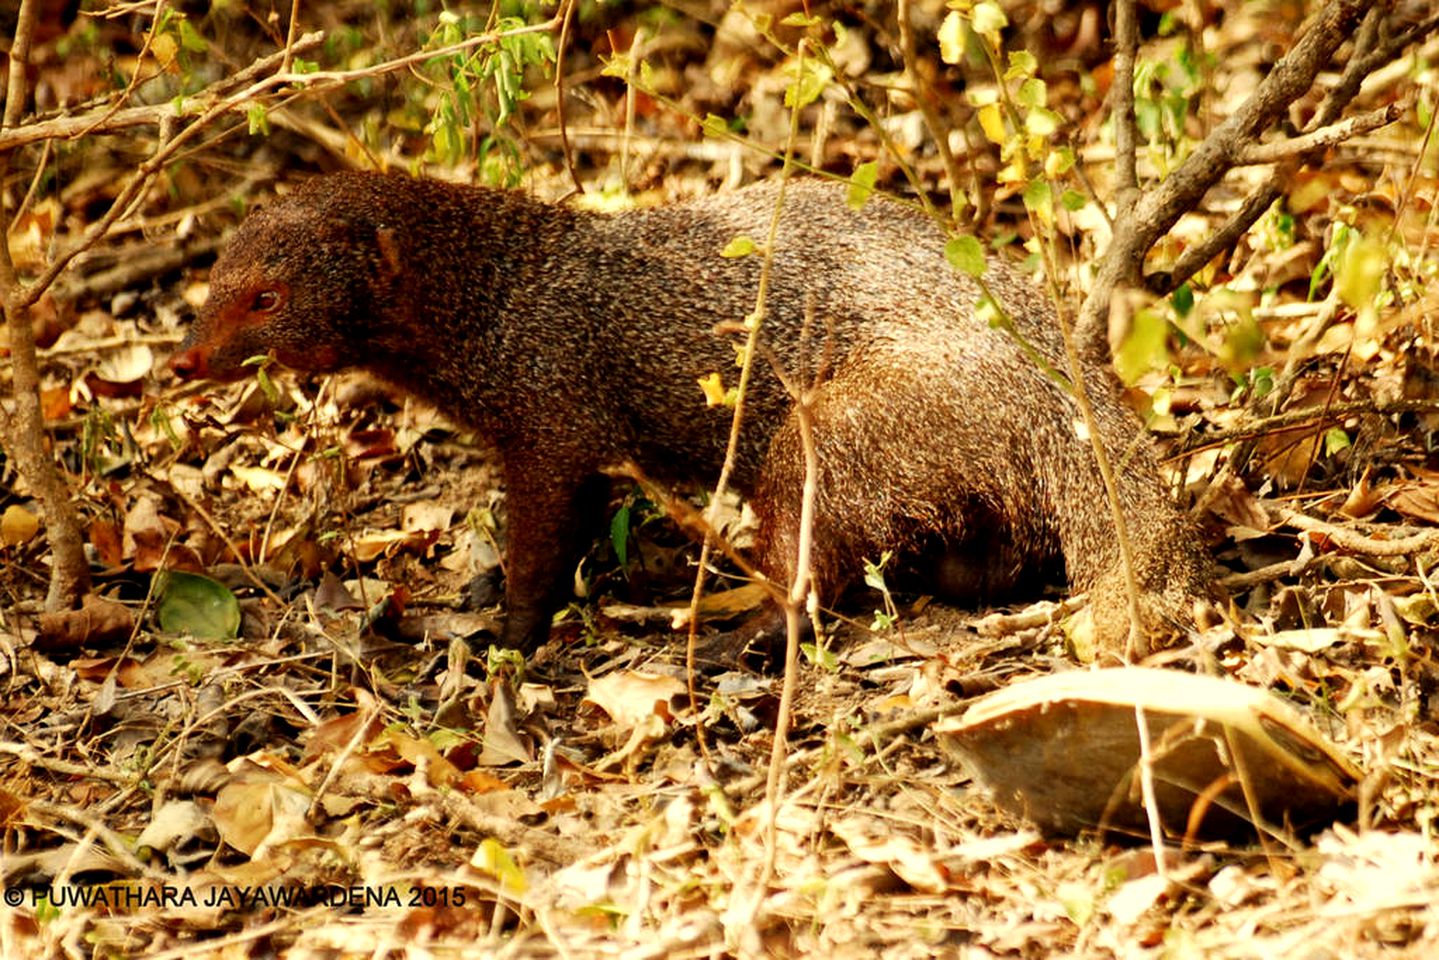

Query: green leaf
(1017, 77), (1047, 110)
(1171, 283), (1194, 317)
(944, 235), (987, 278)
(156, 571), (240, 641)
(722, 235), (757, 258)
(610, 503), (631, 570)
(177, 19), (208, 53)
(847, 161), (879, 210)
(1022, 178), (1054, 226)
(1114, 307), (1170, 386)
(862, 553), (891, 592)
(1335, 231), (1386, 319)
(1005, 50), (1037, 80)
(780, 12), (822, 27)
(784, 57), (833, 109)
(601, 53), (630, 79)
(474, 838), (528, 894)
(701, 113), (730, 139)
(246, 103), (269, 136)
(801, 642), (840, 672)
(1025, 107), (1061, 137)
(1248, 365), (1275, 399)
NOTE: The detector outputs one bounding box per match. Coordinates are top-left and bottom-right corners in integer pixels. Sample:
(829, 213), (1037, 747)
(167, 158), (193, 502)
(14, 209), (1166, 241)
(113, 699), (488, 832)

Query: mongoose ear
(375, 227), (402, 282)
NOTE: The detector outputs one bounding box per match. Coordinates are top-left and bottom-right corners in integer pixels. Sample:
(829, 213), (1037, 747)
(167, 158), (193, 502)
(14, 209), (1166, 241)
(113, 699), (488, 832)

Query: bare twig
(553, 0), (582, 193)
(1236, 100), (1407, 166)
(1111, 0), (1140, 203)
(1274, 505), (1439, 558)
(898, 0), (965, 218)
(1175, 397), (1439, 452)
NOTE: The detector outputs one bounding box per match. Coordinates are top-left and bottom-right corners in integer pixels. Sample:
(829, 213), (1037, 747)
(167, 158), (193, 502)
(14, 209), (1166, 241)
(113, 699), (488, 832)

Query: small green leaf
(801, 641), (840, 672)
(1005, 50), (1037, 80)
(1017, 77), (1047, 110)
(156, 571), (240, 641)
(847, 161), (879, 210)
(701, 113), (730, 139)
(1335, 230), (1386, 327)
(600, 53), (630, 79)
(1171, 283), (1194, 317)
(1022, 179), (1054, 226)
(784, 57), (833, 109)
(610, 503), (631, 570)
(474, 838), (528, 894)
(1114, 307), (1170, 386)
(862, 553), (891, 591)
(780, 12), (822, 27)
(1025, 106), (1061, 137)
(177, 20), (208, 54)
(246, 103), (269, 136)
(1248, 365), (1275, 399)
(722, 235), (757, 258)
(944, 235), (987, 277)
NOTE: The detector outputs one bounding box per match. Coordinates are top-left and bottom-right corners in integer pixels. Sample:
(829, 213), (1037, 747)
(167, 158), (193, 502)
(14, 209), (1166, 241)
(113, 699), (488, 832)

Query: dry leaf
(1, 504), (39, 546)
(582, 670), (686, 727)
(37, 594), (135, 650)
(937, 668), (1361, 839)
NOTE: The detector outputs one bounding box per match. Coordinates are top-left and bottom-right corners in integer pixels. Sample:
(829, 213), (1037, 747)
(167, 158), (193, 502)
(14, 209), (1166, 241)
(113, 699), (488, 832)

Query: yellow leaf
(472, 839), (528, 895)
(697, 371), (727, 407)
(978, 102), (1006, 144)
(938, 11), (966, 65)
(1, 505), (39, 546)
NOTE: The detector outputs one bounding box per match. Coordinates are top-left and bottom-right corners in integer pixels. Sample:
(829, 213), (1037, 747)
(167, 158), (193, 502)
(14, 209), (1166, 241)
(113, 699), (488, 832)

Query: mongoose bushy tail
(171, 171), (1214, 652)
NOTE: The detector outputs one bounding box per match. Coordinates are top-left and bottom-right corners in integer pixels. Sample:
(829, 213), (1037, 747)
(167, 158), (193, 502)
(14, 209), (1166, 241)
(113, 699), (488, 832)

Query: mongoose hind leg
(747, 342), (1061, 625)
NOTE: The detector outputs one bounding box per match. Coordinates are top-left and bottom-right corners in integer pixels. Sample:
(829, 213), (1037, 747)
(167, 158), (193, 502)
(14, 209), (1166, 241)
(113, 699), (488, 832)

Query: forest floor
(3, 2), (1439, 957)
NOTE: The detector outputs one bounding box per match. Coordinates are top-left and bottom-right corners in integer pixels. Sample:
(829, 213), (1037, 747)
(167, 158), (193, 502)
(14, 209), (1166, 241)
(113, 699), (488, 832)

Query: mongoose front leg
(494, 450), (610, 653)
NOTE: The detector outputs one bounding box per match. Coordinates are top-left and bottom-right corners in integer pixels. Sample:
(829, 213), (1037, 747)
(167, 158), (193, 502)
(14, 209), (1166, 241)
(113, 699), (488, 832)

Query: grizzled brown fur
(172, 171), (1213, 653)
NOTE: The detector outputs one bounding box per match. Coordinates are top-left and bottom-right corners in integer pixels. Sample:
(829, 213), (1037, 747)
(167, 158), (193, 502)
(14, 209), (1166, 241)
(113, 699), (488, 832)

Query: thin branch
(898, 0), (965, 219)
(1235, 99), (1406, 165)
(1274, 505), (1439, 558)
(1176, 397), (1439, 452)
(1146, 174), (1285, 296)
(0, 19), (555, 152)
(1111, 0), (1140, 202)
(282, 0), (302, 74)
(553, 0), (582, 193)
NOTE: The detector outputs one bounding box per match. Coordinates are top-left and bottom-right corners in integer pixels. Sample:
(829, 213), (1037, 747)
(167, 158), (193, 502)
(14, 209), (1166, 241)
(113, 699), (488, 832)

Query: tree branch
(1, 0), (91, 609)
(1077, 0), (1376, 357)
(1236, 100), (1407, 165)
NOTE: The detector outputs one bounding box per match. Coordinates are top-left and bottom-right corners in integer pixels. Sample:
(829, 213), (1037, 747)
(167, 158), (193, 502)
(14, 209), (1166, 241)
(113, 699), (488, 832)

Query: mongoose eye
(252, 290), (281, 312)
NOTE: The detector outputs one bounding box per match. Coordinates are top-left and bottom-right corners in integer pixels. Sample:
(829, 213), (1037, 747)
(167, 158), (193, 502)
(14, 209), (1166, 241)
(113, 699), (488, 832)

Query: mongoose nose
(169, 346), (207, 380)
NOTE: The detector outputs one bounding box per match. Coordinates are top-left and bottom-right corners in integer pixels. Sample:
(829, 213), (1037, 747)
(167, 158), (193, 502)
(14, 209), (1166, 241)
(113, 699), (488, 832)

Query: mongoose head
(170, 182), (401, 382)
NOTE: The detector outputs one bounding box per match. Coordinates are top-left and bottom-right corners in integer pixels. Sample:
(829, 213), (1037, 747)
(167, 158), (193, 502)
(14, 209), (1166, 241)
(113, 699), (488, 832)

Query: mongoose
(170, 171), (1213, 653)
